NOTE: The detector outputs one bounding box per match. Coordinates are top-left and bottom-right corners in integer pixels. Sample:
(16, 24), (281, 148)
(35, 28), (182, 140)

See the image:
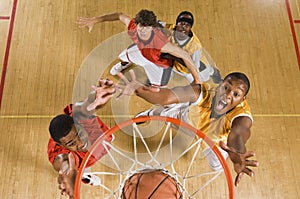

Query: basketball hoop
(74, 116), (234, 199)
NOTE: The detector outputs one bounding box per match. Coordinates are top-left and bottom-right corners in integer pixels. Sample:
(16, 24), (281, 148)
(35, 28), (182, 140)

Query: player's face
(59, 124), (91, 152)
(213, 77), (247, 115)
(175, 15), (192, 40)
(137, 24), (153, 41)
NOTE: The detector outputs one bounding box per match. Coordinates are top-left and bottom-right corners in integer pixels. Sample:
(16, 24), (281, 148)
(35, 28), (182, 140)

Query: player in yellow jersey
(57, 71), (258, 193)
(77, 10), (201, 87)
(160, 11), (221, 83)
(102, 11), (221, 84)
(116, 70), (259, 186)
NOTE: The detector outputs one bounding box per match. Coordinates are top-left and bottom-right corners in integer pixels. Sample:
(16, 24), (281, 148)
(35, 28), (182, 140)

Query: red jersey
(47, 104), (111, 169)
(127, 19), (172, 68)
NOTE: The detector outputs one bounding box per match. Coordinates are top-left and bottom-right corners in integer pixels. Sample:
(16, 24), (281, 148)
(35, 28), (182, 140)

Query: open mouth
(82, 141), (88, 149)
(79, 141), (89, 151)
(177, 30), (187, 36)
(215, 99), (227, 112)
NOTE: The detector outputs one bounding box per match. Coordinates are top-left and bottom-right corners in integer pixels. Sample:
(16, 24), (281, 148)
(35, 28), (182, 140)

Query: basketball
(122, 169), (182, 199)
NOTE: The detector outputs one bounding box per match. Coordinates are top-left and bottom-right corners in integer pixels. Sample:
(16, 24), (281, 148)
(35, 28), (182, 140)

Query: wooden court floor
(0, 0), (299, 198)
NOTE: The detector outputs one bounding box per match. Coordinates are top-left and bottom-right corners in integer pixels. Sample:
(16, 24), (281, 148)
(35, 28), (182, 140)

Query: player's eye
(67, 142), (76, 147)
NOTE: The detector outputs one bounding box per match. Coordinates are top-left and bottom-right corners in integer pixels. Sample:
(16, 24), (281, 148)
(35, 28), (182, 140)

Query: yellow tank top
(165, 24), (209, 74)
(188, 84), (253, 144)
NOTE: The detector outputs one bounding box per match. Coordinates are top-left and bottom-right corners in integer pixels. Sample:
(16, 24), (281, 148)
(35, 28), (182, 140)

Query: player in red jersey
(48, 79), (115, 198)
(77, 9), (202, 87)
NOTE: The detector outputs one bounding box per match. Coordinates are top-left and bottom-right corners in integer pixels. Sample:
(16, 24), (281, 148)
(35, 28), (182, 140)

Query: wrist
(134, 86), (143, 95)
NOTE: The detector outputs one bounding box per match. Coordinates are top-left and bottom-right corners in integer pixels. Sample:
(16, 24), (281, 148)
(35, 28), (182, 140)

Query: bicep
(230, 116), (253, 143)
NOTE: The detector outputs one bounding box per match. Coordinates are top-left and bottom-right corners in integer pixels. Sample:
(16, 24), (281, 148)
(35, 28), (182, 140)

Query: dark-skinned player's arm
(57, 154), (77, 198)
(135, 84), (201, 106)
(219, 116), (259, 186)
(116, 69), (201, 105)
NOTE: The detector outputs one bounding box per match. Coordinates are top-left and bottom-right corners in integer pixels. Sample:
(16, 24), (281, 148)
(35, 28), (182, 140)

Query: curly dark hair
(135, 9), (158, 27)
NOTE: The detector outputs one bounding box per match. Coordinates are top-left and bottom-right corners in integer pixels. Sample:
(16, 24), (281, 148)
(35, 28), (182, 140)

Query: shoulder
(191, 33), (201, 43)
(187, 34), (202, 49)
(227, 100), (253, 126)
(128, 18), (136, 30)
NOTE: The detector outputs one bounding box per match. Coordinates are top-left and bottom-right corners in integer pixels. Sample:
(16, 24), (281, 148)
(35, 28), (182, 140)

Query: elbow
(116, 12), (123, 17)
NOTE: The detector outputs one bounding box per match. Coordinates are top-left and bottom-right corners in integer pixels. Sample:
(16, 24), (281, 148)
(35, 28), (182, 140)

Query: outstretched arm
(77, 12), (132, 32)
(135, 84), (200, 106)
(161, 42), (202, 84)
(220, 116), (259, 186)
(116, 70), (201, 105)
(72, 79), (116, 120)
(57, 154), (77, 198)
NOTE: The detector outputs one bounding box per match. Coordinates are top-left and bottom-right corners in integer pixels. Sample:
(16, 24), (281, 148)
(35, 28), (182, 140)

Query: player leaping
(77, 9), (202, 87)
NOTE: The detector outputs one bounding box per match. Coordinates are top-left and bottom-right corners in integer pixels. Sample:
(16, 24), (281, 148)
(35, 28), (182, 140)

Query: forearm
(227, 133), (247, 154)
(135, 87), (178, 105)
(161, 43), (200, 83)
(72, 91), (97, 119)
(94, 12), (123, 23)
(93, 12), (131, 26)
(135, 84), (200, 106)
(183, 56), (201, 83)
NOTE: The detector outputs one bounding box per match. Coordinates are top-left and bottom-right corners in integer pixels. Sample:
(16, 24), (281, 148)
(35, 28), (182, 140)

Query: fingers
(97, 79), (114, 87)
(88, 92), (115, 111)
(76, 17), (91, 24)
(59, 180), (66, 190)
(58, 172), (75, 197)
(235, 172), (244, 186)
(246, 159), (259, 167)
(95, 87), (116, 96)
(76, 17), (89, 22)
(235, 167), (255, 186)
(76, 17), (95, 33)
(58, 173), (70, 197)
(128, 69), (136, 81)
(88, 26), (93, 33)
(92, 79), (116, 96)
(117, 72), (130, 84)
(244, 150), (256, 159)
(117, 69), (136, 83)
(243, 167), (254, 177)
(58, 171), (63, 183)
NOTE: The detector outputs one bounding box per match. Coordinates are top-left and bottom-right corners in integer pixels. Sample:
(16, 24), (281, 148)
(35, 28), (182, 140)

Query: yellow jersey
(188, 84), (253, 144)
(165, 24), (210, 74)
